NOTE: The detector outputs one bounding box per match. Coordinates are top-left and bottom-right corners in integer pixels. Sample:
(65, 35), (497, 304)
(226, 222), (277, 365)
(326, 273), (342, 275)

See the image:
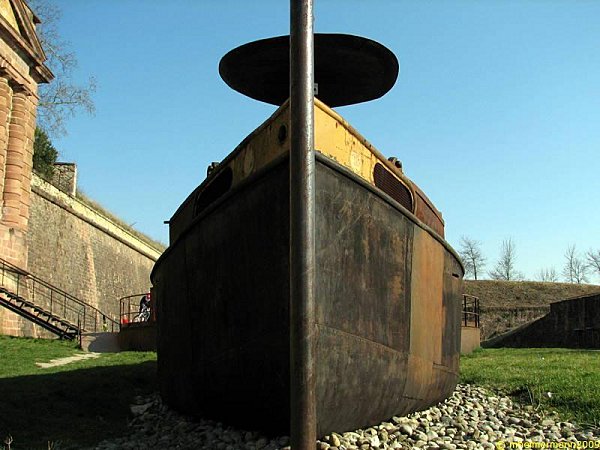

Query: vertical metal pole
(290, 0), (317, 447)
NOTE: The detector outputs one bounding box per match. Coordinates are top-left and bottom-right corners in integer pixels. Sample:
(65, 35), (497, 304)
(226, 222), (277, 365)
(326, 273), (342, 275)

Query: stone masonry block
(3, 178), (22, 191)
(9, 109), (25, 119)
(1, 211), (20, 224)
(8, 128), (26, 140)
(4, 160), (24, 172)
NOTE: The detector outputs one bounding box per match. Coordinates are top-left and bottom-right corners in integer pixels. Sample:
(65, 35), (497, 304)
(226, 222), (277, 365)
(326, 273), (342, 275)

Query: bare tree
(562, 245), (589, 284)
(489, 238), (523, 281)
(30, 0), (96, 136)
(458, 236), (486, 280)
(587, 249), (600, 281)
(537, 267), (558, 282)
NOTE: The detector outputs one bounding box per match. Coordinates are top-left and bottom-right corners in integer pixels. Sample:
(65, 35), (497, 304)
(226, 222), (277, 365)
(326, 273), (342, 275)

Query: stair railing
(0, 257), (119, 334)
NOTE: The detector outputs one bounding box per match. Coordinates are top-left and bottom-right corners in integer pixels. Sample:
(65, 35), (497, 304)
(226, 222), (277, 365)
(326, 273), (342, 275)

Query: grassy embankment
(464, 279), (600, 308)
(460, 347), (600, 428)
(463, 280), (600, 339)
(0, 336), (157, 449)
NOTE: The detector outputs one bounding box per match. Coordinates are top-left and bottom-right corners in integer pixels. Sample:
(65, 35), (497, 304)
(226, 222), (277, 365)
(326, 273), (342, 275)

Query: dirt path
(36, 352), (101, 368)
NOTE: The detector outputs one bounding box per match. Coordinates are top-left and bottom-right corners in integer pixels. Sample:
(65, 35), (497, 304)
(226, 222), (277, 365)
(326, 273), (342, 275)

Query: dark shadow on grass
(0, 361), (157, 450)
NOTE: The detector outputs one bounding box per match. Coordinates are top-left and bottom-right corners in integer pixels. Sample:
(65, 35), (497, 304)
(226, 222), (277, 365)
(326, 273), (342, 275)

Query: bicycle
(133, 305), (151, 322)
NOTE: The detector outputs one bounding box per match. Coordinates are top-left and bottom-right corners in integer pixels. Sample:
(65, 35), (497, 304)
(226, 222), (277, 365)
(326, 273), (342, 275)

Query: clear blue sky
(48, 1), (599, 283)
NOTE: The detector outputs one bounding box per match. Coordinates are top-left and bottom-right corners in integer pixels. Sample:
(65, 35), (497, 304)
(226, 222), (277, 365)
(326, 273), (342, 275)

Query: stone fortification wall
(0, 174), (163, 336)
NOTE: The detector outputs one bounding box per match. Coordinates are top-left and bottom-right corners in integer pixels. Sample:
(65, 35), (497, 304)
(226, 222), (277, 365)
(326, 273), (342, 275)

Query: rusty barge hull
(153, 149), (463, 435)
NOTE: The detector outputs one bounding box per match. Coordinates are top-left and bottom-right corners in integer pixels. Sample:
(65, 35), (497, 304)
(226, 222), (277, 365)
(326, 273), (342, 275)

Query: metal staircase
(0, 258), (118, 339)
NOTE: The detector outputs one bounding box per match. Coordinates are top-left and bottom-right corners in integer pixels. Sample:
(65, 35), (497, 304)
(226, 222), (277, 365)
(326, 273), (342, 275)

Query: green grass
(0, 336), (157, 449)
(461, 347), (600, 428)
(3, 337), (599, 448)
(464, 279), (600, 308)
(0, 336), (81, 378)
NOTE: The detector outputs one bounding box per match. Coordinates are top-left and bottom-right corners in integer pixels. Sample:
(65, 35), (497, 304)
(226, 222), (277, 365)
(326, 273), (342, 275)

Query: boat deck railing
(462, 294), (480, 328)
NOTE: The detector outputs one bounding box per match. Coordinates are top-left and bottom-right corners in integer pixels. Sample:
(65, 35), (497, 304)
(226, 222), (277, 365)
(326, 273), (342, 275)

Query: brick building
(0, 0), (54, 336)
(0, 0), (53, 269)
(0, 0), (52, 268)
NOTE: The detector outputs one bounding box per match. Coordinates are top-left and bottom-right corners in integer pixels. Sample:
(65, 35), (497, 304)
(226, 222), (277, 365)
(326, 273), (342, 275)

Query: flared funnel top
(219, 34), (399, 107)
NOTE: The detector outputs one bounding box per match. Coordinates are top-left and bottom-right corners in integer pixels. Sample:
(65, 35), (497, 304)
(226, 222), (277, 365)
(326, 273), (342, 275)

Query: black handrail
(462, 294), (480, 328)
(0, 257), (119, 334)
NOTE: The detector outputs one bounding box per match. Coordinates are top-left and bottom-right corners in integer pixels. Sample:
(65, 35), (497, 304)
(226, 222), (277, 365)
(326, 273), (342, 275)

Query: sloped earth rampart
(464, 280), (600, 339)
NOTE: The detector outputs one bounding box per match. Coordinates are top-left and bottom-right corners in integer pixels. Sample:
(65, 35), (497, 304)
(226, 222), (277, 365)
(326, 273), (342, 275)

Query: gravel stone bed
(92, 384), (599, 450)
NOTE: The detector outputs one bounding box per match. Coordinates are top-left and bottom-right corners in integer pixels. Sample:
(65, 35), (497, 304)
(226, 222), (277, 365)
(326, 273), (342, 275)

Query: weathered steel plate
(153, 156), (462, 436)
